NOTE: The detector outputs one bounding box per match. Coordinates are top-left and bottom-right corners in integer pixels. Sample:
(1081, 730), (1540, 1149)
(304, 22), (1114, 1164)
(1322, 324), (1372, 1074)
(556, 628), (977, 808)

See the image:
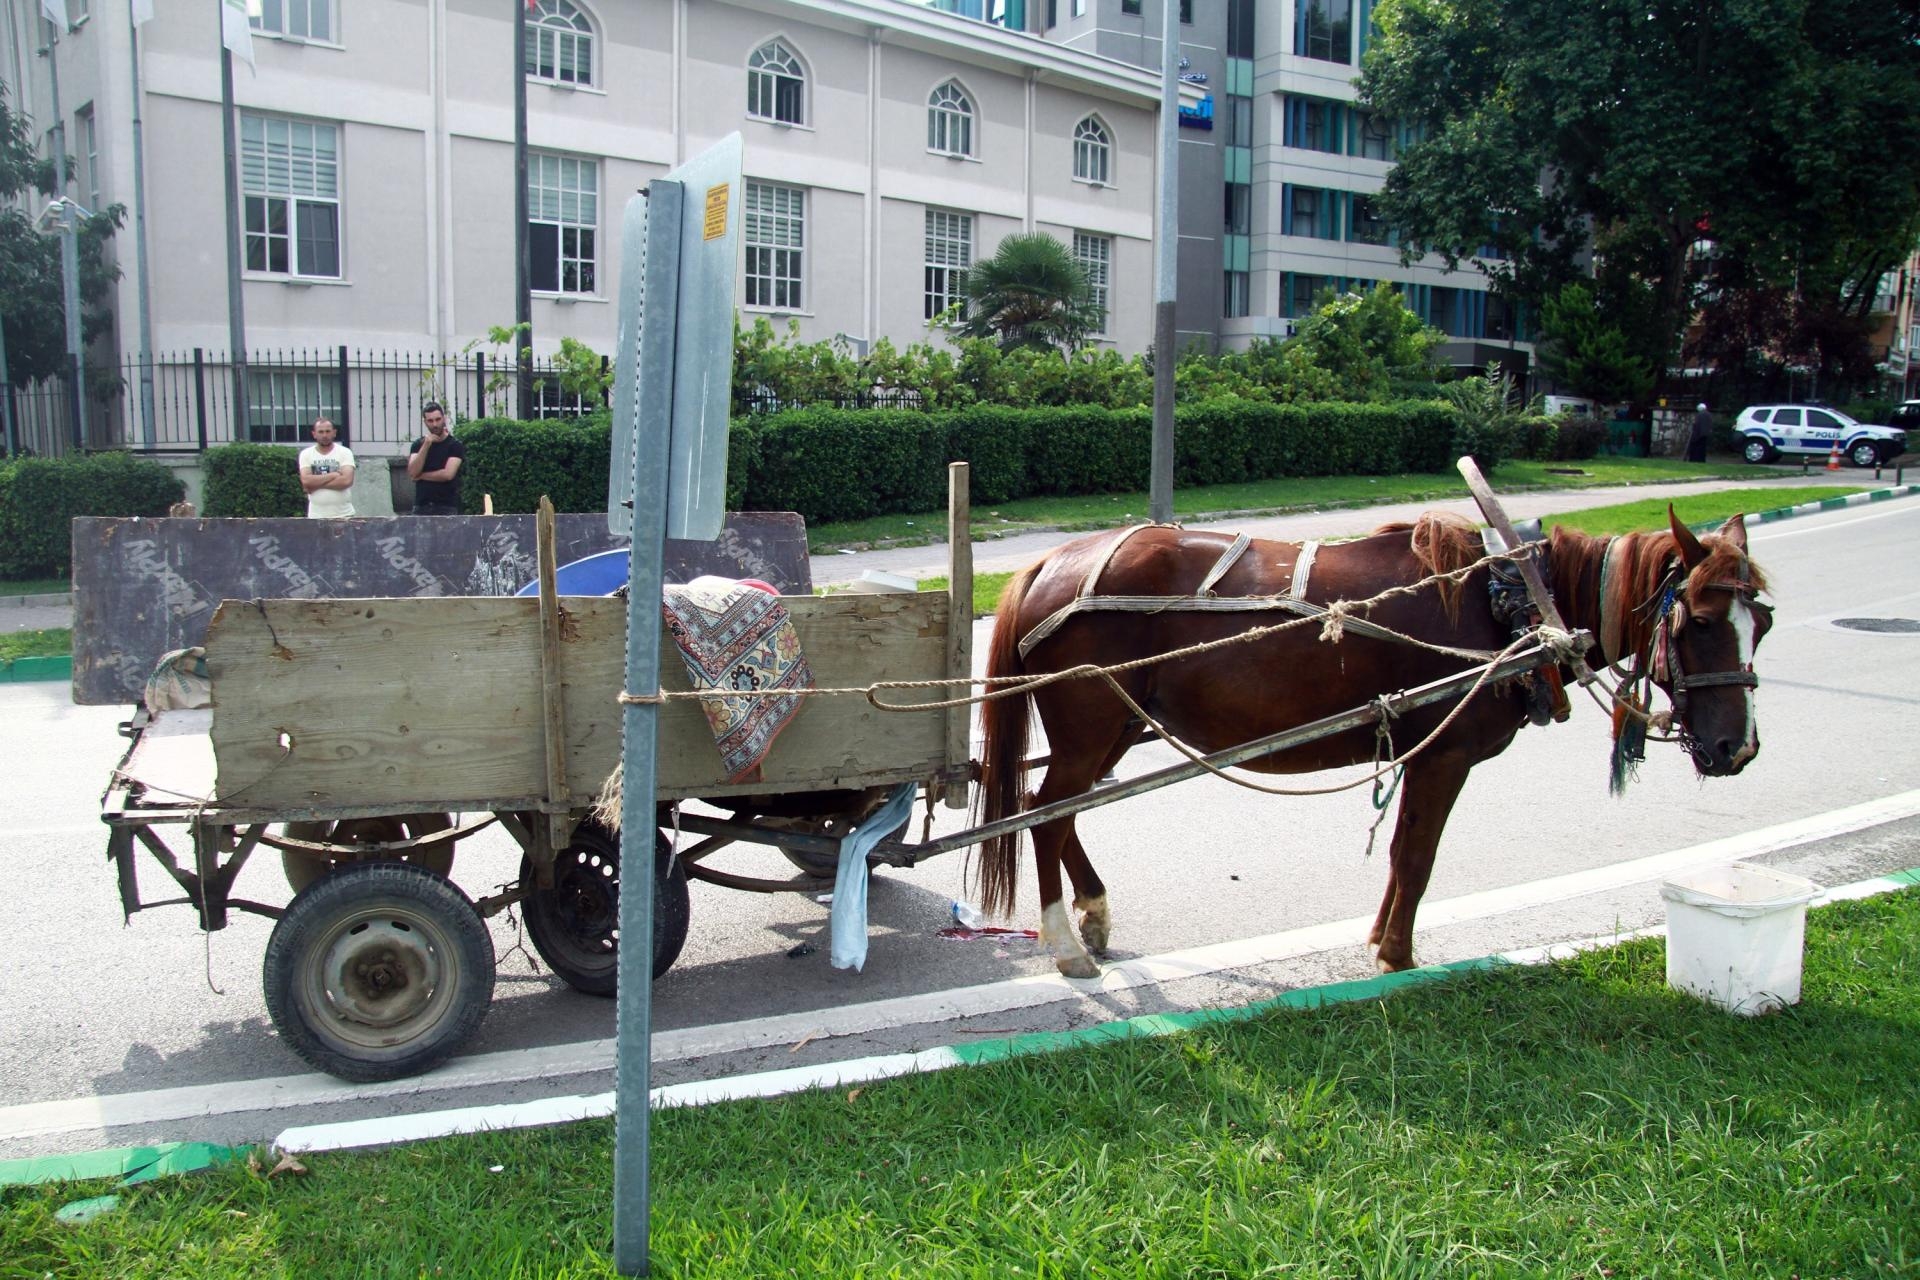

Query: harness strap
(1195, 533), (1251, 596)
(1079, 523), (1153, 598)
(1015, 591), (1488, 661)
(1290, 541), (1320, 601)
(1674, 669), (1759, 690)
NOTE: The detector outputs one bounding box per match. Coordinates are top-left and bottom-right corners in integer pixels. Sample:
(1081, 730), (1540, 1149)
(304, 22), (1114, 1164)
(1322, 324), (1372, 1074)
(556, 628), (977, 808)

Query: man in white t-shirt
(297, 417), (357, 518)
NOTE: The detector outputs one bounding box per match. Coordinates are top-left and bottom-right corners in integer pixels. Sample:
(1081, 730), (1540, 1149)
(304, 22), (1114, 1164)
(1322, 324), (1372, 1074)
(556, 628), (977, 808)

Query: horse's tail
(975, 558), (1044, 920)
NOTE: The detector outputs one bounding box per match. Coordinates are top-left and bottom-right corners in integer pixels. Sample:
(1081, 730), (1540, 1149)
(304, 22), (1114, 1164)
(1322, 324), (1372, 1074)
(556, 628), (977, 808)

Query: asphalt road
(3, 483), (1917, 1160)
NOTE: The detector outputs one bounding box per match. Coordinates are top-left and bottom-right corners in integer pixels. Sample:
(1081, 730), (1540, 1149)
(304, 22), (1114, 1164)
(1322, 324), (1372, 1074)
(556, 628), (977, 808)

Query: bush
(458, 414), (612, 514)
(201, 442), (305, 517)
(0, 451), (184, 578)
(1550, 415), (1607, 460)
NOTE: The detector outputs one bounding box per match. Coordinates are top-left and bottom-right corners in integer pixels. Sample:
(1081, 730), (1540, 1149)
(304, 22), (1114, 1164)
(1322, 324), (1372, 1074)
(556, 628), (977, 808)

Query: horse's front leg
(1373, 753), (1471, 972)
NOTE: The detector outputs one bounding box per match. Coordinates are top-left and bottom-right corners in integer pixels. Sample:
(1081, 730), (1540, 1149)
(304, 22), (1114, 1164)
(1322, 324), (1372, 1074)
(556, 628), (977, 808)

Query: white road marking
(1751, 504), (1920, 541)
(6, 789), (1920, 1147)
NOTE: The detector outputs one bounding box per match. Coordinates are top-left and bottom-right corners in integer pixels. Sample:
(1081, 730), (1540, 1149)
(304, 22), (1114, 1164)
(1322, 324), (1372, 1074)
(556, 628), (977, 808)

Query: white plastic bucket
(1659, 862), (1820, 1016)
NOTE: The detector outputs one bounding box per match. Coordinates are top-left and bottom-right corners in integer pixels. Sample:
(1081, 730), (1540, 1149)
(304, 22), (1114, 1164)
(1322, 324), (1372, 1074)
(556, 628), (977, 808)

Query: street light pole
(38, 13), (85, 448)
(1149, 0), (1179, 525)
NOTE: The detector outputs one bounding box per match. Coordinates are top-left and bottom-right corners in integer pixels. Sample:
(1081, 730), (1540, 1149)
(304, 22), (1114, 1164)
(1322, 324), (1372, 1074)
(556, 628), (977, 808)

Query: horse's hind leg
(1373, 753), (1471, 973)
(1028, 705), (1140, 978)
(1060, 722), (1145, 955)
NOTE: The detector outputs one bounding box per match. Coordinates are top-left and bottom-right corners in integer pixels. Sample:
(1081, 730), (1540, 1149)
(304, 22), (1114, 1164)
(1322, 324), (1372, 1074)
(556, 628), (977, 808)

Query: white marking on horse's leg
(1073, 892), (1110, 954)
(1731, 600), (1759, 764)
(1042, 900), (1099, 979)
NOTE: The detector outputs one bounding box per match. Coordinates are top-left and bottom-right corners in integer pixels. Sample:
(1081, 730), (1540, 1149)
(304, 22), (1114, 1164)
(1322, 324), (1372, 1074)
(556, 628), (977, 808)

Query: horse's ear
(1716, 513), (1749, 553)
(1669, 505), (1708, 568)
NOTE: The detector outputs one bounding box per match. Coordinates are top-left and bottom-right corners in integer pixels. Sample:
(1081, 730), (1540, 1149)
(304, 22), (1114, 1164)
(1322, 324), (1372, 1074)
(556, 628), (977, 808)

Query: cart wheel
(519, 824), (690, 996)
(782, 847), (842, 879)
(279, 813), (457, 894)
(262, 861), (494, 1082)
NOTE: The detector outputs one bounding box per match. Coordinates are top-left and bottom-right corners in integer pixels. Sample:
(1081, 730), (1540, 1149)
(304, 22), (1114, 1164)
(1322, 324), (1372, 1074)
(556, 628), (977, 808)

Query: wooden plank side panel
(206, 594), (955, 813)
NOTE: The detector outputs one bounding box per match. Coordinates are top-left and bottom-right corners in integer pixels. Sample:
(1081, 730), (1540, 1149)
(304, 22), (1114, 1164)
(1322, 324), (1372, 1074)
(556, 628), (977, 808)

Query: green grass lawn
(808, 455), (1778, 552)
(0, 628), (70, 662)
(0, 577), (68, 598)
(6, 887), (1913, 1278)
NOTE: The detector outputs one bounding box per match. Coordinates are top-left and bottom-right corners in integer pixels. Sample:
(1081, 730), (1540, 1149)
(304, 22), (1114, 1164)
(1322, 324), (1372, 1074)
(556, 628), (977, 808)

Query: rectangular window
(1224, 182), (1250, 235)
(924, 209), (972, 322)
(241, 114), (341, 278)
(251, 0), (332, 42)
(1294, 0), (1352, 64)
(1349, 194), (1389, 245)
(1284, 96), (1342, 154)
(1359, 113), (1393, 160)
(1120, 0), (1139, 12)
(1181, 0), (1193, 22)
(1485, 291), (1516, 342)
(1225, 95), (1253, 148)
(528, 152), (597, 295)
(1073, 232), (1111, 335)
(1072, 0), (1085, 15)
(1284, 184), (1335, 240)
(1284, 273), (1331, 318)
(1224, 270), (1249, 318)
(75, 104), (98, 210)
(744, 181), (804, 311)
(1226, 0), (1255, 57)
(247, 369), (342, 444)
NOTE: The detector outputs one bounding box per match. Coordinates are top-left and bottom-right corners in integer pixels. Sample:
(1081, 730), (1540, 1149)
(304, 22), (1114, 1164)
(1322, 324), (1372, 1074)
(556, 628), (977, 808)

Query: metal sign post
(610, 134), (743, 1277)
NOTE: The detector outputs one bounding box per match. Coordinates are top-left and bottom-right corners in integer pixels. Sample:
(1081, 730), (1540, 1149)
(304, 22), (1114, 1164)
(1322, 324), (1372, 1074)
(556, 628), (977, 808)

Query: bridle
(1642, 558), (1766, 742)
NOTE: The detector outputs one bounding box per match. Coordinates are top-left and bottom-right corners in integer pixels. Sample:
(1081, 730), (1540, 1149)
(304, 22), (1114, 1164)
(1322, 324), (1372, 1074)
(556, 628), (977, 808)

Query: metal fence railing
(1, 347), (610, 458)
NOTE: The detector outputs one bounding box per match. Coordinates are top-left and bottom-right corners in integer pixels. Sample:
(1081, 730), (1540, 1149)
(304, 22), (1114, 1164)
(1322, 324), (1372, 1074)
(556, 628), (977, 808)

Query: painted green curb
(0, 654), (71, 684)
(0, 1141), (240, 1188)
(952, 957), (1495, 1067)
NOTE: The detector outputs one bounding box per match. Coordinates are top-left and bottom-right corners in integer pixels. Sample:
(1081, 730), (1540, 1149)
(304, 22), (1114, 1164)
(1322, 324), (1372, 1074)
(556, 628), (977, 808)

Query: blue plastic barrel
(514, 548), (631, 597)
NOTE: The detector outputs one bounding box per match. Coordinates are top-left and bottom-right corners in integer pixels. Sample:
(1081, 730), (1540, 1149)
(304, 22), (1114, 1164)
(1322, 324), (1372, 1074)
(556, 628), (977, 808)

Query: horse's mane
(1375, 512), (1479, 623)
(1549, 524), (1768, 663)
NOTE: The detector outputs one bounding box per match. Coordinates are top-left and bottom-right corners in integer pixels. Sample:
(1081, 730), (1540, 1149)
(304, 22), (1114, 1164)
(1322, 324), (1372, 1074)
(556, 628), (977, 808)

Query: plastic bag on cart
(143, 647), (210, 715)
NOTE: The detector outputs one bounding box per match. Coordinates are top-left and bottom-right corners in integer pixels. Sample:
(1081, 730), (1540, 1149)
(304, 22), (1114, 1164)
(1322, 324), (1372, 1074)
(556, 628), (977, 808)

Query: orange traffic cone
(1826, 441), (1842, 472)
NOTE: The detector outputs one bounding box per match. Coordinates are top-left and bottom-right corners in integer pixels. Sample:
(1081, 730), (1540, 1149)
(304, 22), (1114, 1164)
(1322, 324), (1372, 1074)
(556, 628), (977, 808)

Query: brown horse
(977, 508), (1770, 978)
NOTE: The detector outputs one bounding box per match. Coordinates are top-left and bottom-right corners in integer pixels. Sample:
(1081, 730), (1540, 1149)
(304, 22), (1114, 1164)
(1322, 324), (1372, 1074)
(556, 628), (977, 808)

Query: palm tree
(955, 233), (1102, 353)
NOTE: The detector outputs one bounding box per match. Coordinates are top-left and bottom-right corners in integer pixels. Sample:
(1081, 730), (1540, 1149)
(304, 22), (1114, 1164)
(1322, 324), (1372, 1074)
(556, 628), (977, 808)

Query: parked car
(1889, 400), (1920, 434)
(1732, 404), (1907, 466)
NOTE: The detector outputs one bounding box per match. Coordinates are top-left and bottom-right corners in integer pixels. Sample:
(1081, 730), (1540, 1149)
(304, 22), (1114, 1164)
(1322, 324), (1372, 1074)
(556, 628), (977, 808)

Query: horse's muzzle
(1691, 734), (1759, 776)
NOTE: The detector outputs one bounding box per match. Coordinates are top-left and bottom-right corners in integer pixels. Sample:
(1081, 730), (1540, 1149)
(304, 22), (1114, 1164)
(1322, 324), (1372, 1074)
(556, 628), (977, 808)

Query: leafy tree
(955, 233), (1102, 353)
(1359, 0), (1920, 391)
(1, 79), (124, 384)
(1287, 282), (1444, 400)
(1535, 282), (1655, 405)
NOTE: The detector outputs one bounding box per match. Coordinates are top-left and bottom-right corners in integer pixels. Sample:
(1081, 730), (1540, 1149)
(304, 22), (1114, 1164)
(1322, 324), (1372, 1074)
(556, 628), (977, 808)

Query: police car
(1733, 404), (1907, 467)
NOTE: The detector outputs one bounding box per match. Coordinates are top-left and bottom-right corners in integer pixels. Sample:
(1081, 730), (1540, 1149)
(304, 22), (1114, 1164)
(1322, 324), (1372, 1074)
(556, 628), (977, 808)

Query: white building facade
(2, 0), (1167, 451)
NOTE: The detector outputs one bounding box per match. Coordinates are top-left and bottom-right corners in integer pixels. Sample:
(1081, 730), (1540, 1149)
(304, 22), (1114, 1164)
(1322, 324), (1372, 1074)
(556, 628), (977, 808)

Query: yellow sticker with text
(703, 183), (729, 241)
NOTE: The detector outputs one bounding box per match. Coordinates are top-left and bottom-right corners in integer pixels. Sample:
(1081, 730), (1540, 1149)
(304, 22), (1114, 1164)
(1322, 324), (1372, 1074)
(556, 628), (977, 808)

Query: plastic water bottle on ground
(950, 900), (988, 930)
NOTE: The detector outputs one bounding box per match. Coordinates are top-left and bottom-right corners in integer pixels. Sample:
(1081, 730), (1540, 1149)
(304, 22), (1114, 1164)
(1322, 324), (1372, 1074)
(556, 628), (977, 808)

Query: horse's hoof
(1056, 954), (1101, 980)
(1077, 917), (1109, 955)
(1375, 954), (1415, 974)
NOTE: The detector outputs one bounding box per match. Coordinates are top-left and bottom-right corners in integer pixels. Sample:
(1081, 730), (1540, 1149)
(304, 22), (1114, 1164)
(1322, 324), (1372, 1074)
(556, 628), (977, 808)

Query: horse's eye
(1692, 614), (1714, 628)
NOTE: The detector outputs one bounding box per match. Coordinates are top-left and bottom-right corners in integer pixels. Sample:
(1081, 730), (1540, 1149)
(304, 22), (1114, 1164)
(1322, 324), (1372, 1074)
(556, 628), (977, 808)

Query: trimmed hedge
(202, 442), (306, 517)
(0, 452), (184, 578)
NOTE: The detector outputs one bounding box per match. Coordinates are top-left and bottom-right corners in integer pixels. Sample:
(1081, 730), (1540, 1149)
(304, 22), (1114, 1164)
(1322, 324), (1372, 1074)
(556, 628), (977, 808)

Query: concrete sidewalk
(809, 471), (1866, 587)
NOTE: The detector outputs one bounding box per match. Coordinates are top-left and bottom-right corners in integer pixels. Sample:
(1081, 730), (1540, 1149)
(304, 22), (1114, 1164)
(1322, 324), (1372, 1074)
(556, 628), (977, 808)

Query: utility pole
(1148, 0), (1179, 524)
(513, 0), (533, 420)
(219, 8), (249, 438)
(130, 0), (157, 447)
(38, 11), (86, 448)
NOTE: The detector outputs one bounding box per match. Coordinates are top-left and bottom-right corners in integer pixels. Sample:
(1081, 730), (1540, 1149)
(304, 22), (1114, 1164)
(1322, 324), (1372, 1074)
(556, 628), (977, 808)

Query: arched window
(748, 41), (806, 125)
(1073, 116), (1110, 184)
(927, 81), (975, 157)
(524, 0), (594, 87)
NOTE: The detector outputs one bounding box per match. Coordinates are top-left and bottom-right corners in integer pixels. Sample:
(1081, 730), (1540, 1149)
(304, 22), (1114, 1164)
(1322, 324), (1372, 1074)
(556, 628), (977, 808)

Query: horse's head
(1654, 510), (1771, 776)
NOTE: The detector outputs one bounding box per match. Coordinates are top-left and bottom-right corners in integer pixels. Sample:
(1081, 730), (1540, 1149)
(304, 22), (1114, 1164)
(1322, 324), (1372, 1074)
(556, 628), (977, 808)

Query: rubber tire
(1742, 438), (1775, 464)
(279, 813), (457, 894)
(519, 825), (690, 996)
(1849, 440), (1881, 468)
(262, 861), (494, 1083)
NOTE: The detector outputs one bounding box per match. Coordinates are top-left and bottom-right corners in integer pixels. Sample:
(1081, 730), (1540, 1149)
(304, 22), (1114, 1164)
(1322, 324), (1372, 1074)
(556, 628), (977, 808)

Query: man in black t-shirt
(406, 402), (466, 515)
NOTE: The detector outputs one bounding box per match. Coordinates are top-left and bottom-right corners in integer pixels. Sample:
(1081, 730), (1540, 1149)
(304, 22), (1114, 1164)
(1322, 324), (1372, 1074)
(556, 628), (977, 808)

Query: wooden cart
(99, 469), (1581, 1082)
